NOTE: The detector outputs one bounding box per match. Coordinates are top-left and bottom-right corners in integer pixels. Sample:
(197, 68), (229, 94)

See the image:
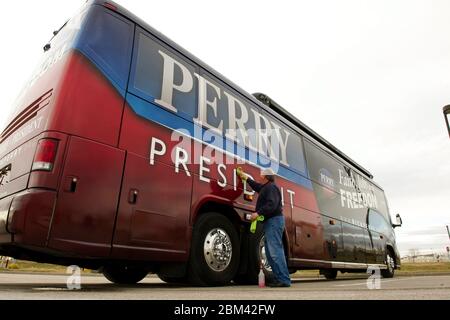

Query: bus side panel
(279, 180), (324, 262)
(112, 104), (192, 261)
(48, 50), (124, 147)
(44, 5), (134, 148)
(8, 190), (57, 248)
(291, 206), (325, 261)
(44, 7), (134, 257)
(321, 215), (345, 261)
(48, 136), (125, 257)
(341, 222), (367, 263)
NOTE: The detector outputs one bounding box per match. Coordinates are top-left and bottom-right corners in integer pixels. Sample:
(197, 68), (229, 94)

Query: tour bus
(0, 0), (402, 286)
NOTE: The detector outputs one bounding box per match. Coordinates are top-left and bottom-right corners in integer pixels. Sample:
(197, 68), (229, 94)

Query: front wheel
(320, 269), (338, 280)
(381, 251), (395, 278)
(102, 265), (148, 284)
(188, 213), (240, 286)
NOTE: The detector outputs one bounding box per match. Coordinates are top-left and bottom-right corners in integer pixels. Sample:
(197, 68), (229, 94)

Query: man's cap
(260, 168), (276, 176)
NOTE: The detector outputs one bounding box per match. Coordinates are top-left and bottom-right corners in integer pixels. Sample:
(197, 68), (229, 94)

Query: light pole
(447, 226), (450, 262)
(444, 106), (450, 138)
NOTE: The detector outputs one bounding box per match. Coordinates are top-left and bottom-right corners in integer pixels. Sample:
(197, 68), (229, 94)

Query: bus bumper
(0, 189), (57, 247)
(0, 196), (12, 243)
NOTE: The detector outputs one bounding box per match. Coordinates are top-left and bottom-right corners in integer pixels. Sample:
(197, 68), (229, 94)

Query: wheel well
(386, 245), (397, 267)
(194, 201), (242, 230)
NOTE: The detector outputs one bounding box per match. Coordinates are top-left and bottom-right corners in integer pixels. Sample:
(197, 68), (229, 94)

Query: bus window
(196, 71), (230, 134)
(261, 111), (307, 175)
(304, 139), (351, 192)
(368, 209), (391, 235)
(131, 29), (198, 120)
(228, 93), (257, 150)
(76, 7), (134, 92)
(351, 170), (390, 219)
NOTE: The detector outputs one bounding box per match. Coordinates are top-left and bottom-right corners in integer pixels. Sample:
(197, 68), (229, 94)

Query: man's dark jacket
(247, 179), (283, 220)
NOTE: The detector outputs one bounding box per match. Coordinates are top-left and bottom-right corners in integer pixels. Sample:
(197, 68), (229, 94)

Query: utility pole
(447, 226), (450, 262)
(444, 106), (450, 138)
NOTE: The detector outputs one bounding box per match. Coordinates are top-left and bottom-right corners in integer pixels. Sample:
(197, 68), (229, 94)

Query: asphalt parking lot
(0, 272), (448, 300)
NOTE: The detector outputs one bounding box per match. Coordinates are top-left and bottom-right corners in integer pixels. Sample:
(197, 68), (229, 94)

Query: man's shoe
(267, 282), (291, 288)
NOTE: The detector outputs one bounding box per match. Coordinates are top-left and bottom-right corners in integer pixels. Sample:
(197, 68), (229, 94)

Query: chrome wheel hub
(204, 228), (232, 272)
(387, 254), (395, 272)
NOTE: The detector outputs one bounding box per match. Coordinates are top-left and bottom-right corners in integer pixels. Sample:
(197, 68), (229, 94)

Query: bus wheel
(157, 274), (188, 284)
(188, 213), (240, 286)
(102, 265), (148, 284)
(381, 251), (395, 278)
(234, 226), (275, 285)
(320, 269), (338, 280)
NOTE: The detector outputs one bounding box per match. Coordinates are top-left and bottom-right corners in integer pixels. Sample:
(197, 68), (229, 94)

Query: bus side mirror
(393, 214), (403, 228)
(444, 105), (450, 138)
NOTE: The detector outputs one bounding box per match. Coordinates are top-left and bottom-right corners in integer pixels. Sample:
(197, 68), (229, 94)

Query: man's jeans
(263, 215), (291, 285)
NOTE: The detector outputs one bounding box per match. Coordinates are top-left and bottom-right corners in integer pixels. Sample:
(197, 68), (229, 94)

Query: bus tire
(157, 274), (188, 284)
(188, 213), (240, 286)
(102, 265), (148, 284)
(381, 250), (395, 278)
(234, 225), (275, 285)
(321, 269), (338, 280)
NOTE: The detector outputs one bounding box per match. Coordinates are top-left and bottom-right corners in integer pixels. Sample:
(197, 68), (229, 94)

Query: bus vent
(0, 90), (53, 144)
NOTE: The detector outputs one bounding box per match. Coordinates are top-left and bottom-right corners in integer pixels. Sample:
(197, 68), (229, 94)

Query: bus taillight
(32, 139), (59, 172)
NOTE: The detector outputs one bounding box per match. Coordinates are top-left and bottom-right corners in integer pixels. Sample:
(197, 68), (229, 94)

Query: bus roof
(91, 0), (374, 180)
(253, 93), (374, 179)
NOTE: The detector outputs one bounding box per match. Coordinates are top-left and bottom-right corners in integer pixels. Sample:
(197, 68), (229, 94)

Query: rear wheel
(102, 265), (148, 284)
(320, 269), (338, 280)
(234, 226), (275, 285)
(188, 213), (240, 286)
(381, 250), (395, 278)
(157, 274), (188, 284)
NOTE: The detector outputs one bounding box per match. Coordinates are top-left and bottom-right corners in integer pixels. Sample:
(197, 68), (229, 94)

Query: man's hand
(236, 167), (248, 182)
(250, 212), (260, 221)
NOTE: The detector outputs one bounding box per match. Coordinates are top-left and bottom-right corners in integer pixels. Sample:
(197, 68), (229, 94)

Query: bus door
(367, 209), (388, 265)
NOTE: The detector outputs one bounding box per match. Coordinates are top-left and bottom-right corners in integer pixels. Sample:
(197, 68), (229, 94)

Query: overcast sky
(0, 0), (449, 256)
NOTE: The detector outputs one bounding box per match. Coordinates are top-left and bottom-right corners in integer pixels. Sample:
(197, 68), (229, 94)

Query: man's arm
(247, 178), (264, 193)
(236, 168), (264, 193)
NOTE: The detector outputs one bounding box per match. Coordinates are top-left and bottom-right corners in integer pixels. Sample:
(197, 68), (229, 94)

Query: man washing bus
(236, 167), (291, 287)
